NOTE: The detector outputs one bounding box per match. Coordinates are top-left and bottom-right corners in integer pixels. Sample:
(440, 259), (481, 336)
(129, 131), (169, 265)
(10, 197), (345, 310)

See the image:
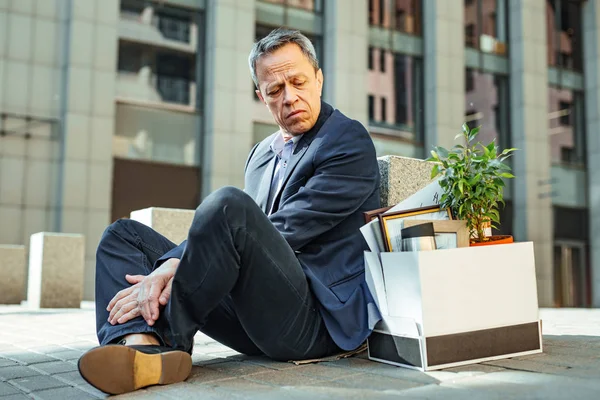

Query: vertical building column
(201, 0), (256, 196)
(508, 0), (553, 306)
(582, 0), (600, 306)
(57, 0), (119, 299)
(323, 0), (369, 126)
(423, 0), (465, 151)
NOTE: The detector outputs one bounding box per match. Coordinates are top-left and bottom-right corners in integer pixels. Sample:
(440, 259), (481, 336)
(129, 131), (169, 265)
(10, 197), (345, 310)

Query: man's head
(249, 28), (323, 136)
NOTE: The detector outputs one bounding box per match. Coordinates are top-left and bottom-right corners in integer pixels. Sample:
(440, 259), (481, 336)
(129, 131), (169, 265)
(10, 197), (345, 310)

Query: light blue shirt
(266, 132), (303, 214)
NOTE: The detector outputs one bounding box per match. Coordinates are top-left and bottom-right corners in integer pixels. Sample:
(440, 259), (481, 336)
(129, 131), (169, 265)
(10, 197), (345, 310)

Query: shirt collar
(269, 130), (303, 157)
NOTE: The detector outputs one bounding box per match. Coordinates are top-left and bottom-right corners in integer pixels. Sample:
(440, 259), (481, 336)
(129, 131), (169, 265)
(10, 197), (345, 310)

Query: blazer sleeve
(268, 120), (378, 251)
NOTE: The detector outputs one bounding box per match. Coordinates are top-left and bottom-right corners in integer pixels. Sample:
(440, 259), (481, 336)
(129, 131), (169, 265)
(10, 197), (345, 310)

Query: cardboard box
(365, 242), (543, 371)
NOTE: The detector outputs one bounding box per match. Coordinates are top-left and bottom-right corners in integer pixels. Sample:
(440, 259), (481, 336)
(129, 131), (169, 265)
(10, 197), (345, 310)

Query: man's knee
(197, 186), (254, 215)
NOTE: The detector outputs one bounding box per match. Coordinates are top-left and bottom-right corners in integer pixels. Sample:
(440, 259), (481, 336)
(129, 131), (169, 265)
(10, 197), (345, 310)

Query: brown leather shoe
(77, 344), (192, 395)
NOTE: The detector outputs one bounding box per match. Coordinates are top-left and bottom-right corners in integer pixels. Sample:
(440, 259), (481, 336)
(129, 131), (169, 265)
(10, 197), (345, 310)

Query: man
(78, 28), (382, 395)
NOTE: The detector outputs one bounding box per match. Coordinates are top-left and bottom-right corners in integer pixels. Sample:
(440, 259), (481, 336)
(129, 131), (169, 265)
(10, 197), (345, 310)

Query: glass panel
(547, 0), (583, 70)
(368, 50), (423, 143)
(393, 0), (421, 35)
(261, 0), (319, 12)
(465, 0), (507, 54)
(548, 86), (585, 166)
(464, 0), (479, 48)
(114, 103), (199, 166)
(370, 0), (422, 35)
(465, 71), (509, 149)
(553, 245), (564, 307)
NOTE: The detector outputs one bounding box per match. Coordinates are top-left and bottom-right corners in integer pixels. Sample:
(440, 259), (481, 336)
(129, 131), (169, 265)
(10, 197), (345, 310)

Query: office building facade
(0, 0), (598, 307)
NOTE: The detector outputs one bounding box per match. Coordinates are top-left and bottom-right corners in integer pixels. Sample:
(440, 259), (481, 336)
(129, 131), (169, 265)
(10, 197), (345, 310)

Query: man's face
(255, 43), (323, 136)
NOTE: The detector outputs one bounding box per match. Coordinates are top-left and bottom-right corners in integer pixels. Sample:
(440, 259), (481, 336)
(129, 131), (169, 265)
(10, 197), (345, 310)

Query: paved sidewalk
(1, 306), (600, 399)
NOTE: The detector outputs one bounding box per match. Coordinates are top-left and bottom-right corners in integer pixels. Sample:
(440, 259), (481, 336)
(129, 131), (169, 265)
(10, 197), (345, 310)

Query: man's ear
(316, 68), (324, 96)
(255, 89), (266, 104)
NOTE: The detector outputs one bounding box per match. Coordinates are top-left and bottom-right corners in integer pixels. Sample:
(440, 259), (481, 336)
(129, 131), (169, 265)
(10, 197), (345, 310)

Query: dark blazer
(243, 101), (382, 350)
(159, 101), (382, 351)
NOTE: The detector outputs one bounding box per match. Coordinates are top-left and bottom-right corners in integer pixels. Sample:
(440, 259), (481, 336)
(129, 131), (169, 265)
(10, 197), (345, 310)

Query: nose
(282, 83), (298, 106)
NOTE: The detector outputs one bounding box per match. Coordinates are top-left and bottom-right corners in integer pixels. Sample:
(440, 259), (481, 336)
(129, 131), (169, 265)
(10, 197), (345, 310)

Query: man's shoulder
(322, 108), (371, 141)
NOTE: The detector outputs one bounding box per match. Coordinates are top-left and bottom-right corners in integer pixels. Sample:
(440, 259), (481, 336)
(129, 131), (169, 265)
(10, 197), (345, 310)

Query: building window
(547, 0), (583, 71)
(368, 47), (374, 70)
(548, 87), (585, 166)
(156, 53), (192, 105)
(368, 95), (375, 121)
(369, 0), (422, 35)
(464, 0), (508, 55)
(379, 49), (386, 73)
(559, 101), (571, 126)
(465, 68), (475, 92)
(368, 51), (423, 142)
(261, 0), (322, 12)
(157, 12), (191, 43)
(465, 70), (510, 149)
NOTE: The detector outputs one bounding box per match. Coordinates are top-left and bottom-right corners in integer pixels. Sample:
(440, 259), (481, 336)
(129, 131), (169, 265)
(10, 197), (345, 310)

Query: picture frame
(379, 205), (453, 252)
(402, 219), (469, 249)
(363, 206), (393, 224)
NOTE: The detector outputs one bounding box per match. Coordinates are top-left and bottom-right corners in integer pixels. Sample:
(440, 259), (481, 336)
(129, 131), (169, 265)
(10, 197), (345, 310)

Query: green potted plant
(426, 123), (517, 246)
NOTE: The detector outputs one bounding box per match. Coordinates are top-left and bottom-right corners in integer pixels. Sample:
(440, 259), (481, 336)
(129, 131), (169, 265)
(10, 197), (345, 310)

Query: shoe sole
(77, 345), (192, 395)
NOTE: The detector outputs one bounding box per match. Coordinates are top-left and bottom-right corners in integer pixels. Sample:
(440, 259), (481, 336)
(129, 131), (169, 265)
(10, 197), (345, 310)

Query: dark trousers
(95, 187), (340, 361)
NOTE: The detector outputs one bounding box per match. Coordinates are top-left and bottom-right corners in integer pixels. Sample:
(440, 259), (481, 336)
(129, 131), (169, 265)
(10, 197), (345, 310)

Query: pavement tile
(1, 351), (57, 365)
(203, 361), (271, 377)
(144, 382), (225, 400)
(186, 366), (240, 384)
(244, 370), (329, 387)
(0, 366), (42, 380)
(52, 371), (89, 387)
(31, 386), (100, 400)
(26, 345), (72, 355)
(293, 363), (363, 379)
(0, 381), (20, 396)
(325, 357), (439, 385)
(48, 350), (83, 362)
(0, 358), (18, 368)
(324, 372), (425, 391)
(483, 358), (571, 374)
(0, 394), (32, 400)
(200, 377), (276, 397)
(238, 356), (297, 371)
(31, 361), (78, 375)
(443, 364), (507, 374)
(9, 375), (68, 393)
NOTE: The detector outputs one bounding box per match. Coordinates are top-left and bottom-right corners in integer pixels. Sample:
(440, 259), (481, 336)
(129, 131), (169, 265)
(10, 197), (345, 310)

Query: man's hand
(107, 258), (180, 326)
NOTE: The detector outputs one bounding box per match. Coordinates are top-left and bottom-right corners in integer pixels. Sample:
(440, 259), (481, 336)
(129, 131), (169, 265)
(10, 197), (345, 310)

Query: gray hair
(248, 28), (319, 88)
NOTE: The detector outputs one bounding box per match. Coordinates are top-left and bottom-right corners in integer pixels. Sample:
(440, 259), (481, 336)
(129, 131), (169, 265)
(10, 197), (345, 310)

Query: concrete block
(377, 156), (435, 207)
(130, 207), (195, 245)
(0, 245), (26, 304)
(27, 233), (85, 309)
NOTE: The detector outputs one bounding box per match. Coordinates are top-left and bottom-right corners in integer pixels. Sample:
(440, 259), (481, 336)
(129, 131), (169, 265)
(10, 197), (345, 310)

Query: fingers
(109, 300), (138, 325)
(159, 277), (174, 306)
(107, 286), (133, 312)
(125, 274), (145, 284)
(116, 307), (142, 325)
(142, 281), (163, 326)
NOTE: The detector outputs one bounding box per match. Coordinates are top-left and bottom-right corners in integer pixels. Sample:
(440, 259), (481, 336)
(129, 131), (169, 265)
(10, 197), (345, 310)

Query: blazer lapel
(254, 152), (277, 213)
(270, 136), (311, 211)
